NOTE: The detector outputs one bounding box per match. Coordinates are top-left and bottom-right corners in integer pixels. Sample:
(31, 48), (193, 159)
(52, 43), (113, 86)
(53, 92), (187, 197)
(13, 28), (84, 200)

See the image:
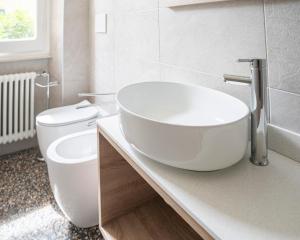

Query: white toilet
(47, 129), (98, 228)
(36, 101), (99, 160)
(36, 100), (117, 227)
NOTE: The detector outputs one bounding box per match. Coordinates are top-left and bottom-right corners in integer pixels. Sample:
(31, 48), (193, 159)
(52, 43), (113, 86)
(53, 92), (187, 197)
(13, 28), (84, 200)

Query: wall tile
(114, 10), (160, 89)
(268, 124), (300, 163)
(90, 0), (116, 105)
(160, 64), (251, 105)
(92, 16), (116, 94)
(115, 10), (159, 61)
(159, 0), (266, 77)
(91, 0), (115, 94)
(63, 80), (89, 105)
(115, 58), (160, 89)
(114, 0), (158, 13)
(264, 0), (300, 94)
(95, 0), (114, 13)
(270, 88), (300, 134)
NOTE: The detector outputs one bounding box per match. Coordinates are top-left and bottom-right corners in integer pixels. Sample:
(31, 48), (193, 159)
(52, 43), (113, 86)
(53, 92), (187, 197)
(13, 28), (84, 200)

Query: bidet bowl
(47, 129), (98, 228)
(116, 81), (250, 171)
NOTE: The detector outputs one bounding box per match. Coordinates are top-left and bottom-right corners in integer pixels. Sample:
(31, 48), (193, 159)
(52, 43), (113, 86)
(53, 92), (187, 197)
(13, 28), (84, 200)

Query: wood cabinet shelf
(100, 198), (201, 240)
(98, 131), (208, 240)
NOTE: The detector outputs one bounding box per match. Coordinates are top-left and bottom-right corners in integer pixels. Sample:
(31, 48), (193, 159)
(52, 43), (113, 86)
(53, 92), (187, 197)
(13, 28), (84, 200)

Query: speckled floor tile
(0, 148), (103, 240)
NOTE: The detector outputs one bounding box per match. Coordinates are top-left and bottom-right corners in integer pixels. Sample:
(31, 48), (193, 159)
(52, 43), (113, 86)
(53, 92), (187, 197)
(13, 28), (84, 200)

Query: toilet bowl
(47, 129), (98, 228)
(36, 101), (99, 160)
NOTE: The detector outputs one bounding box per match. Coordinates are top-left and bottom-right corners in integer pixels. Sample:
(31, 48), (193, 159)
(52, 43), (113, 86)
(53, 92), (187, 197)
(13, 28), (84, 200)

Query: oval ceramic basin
(117, 81), (249, 171)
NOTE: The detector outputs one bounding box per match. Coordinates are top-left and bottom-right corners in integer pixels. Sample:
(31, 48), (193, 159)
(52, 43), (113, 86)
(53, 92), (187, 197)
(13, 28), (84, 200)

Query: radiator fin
(0, 72), (37, 144)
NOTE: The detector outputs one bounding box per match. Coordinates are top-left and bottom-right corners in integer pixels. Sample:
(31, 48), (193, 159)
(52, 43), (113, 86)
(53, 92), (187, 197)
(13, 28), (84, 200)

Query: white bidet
(47, 129), (98, 228)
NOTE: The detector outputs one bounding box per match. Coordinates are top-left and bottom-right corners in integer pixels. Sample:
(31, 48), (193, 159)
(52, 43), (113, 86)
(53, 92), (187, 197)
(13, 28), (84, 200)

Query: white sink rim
(116, 81), (250, 128)
(116, 81), (249, 171)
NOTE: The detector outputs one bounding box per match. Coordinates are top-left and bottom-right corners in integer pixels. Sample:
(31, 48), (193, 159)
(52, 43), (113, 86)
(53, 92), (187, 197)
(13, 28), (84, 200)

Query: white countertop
(98, 116), (300, 240)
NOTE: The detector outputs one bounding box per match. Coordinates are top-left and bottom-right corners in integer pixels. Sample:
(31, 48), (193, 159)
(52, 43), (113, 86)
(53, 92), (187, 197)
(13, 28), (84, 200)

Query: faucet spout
(224, 59), (269, 166)
(223, 74), (251, 84)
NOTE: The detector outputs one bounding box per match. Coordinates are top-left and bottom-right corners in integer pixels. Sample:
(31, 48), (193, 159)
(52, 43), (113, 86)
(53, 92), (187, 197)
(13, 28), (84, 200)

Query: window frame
(0, 0), (50, 59)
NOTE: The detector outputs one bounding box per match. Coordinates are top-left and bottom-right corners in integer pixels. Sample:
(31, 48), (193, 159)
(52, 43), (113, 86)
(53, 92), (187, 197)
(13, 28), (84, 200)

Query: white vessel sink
(116, 81), (249, 171)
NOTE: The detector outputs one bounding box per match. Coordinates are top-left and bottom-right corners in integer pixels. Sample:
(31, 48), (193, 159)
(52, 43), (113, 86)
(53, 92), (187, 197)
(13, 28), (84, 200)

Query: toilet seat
(36, 103), (98, 127)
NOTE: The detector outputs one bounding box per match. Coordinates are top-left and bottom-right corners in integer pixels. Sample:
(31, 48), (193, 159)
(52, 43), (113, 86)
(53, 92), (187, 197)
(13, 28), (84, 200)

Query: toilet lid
(36, 104), (99, 127)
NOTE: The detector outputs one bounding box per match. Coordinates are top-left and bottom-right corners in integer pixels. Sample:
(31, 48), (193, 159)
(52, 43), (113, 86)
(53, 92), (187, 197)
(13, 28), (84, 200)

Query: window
(0, 0), (49, 58)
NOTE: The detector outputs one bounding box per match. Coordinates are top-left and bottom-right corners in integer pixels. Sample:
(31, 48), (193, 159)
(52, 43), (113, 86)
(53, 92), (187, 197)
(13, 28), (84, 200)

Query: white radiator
(0, 72), (37, 144)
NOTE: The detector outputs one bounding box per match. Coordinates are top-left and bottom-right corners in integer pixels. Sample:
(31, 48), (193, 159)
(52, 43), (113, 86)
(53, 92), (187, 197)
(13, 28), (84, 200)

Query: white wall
(48, 0), (64, 108)
(63, 0), (90, 105)
(50, 0), (90, 107)
(265, 0), (300, 134)
(90, 0), (266, 106)
(91, 0), (300, 136)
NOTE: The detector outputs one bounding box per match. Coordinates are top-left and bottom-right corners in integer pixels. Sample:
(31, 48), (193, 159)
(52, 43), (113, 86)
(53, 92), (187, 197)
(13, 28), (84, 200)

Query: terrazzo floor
(0, 148), (103, 240)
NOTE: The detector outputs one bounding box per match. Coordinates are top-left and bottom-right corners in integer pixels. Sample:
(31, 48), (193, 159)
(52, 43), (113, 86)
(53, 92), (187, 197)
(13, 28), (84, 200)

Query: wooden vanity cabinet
(98, 130), (213, 240)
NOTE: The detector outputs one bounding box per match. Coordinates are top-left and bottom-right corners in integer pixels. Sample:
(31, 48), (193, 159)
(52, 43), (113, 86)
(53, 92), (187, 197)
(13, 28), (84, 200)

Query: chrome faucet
(224, 59), (269, 166)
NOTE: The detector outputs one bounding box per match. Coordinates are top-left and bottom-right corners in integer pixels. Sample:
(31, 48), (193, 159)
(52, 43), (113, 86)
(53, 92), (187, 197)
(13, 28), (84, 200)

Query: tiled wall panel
(91, 0), (300, 135)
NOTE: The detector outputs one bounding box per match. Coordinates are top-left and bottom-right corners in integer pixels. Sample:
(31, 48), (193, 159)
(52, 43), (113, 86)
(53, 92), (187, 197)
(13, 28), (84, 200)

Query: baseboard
(268, 124), (300, 163)
(0, 137), (38, 156)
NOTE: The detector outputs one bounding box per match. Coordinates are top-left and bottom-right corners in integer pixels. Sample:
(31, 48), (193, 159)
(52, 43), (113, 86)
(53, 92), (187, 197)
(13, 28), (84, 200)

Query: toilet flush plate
(95, 13), (107, 33)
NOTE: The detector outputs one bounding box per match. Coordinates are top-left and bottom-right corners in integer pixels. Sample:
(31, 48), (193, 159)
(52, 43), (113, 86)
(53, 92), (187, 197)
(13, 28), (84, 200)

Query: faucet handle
(238, 59), (255, 63)
(238, 58), (261, 62)
(238, 59), (260, 67)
